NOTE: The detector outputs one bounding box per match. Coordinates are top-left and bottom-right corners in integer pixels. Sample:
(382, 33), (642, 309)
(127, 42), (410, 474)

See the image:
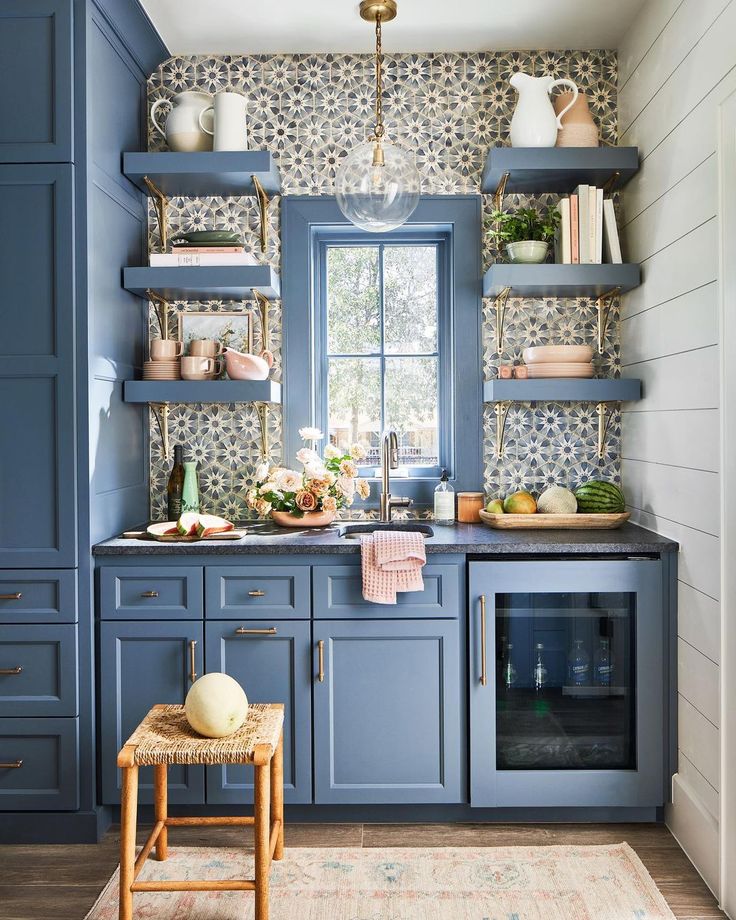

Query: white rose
(323, 444), (342, 460)
(298, 426), (324, 441)
(304, 462), (329, 480)
(296, 447), (320, 465)
(255, 462), (271, 482)
(350, 443), (367, 461)
(274, 468), (302, 492)
(337, 475), (355, 498)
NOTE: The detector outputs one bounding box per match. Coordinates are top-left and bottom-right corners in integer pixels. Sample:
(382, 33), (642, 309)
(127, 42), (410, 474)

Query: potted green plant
(489, 206), (561, 264)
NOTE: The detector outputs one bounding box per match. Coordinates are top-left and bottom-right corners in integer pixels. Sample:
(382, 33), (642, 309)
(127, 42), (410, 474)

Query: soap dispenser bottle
(433, 469), (455, 525)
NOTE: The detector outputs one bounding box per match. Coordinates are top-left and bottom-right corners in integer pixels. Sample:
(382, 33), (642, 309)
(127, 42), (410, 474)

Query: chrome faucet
(379, 430), (413, 522)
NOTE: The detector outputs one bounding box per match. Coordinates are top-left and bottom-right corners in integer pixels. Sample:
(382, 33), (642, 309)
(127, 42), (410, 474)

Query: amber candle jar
(457, 492), (484, 523)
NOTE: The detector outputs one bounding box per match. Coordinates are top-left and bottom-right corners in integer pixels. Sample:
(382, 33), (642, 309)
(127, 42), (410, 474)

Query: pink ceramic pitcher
(223, 347), (274, 381)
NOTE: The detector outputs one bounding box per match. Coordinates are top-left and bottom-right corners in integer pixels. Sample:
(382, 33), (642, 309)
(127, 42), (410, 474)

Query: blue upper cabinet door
(468, 559), (664, 809)
(99, 620), (205, 805)
(0, 1), (73, 162)
(0, 164), (76, 568)
(204, 620), (312, 805)
(313, 619), (464, 805)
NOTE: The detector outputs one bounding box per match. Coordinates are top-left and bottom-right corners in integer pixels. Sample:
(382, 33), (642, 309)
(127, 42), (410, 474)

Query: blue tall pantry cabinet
(0, 0), (167, 842)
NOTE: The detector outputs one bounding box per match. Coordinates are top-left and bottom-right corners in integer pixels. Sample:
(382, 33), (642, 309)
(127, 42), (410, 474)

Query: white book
(149, 252), (259, 267)
(595, 188), (604, 264)
(603, 199), (623, 263)
(575, 184), (590, 263)
(559, 198), (571, 264)
(587, 185), (597, 264)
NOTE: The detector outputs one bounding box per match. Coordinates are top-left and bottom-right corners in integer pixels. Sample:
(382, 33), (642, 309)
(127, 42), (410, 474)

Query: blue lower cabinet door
(0, 624), (77, 716)
(313, 619), (463, 804)
(0, 717), (78, 810)
(205, 620), (312, 804)
(99, 620), (205, 805)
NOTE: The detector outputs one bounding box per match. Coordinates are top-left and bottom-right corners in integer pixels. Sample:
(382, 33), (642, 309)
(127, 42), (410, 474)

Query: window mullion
(379, 243), (386, 437)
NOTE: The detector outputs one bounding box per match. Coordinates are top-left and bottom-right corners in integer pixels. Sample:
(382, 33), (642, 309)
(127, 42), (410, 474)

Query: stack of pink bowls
(522, 345), (594, 378)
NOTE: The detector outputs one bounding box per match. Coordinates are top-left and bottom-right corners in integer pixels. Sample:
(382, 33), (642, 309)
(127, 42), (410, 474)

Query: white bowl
(505, 240), (549, 264)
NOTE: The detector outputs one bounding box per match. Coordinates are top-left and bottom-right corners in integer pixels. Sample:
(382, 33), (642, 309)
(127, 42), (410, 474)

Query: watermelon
(195, 514), (234, 538)
(176, 512), (200, 536)
(574, 480), (625, 514)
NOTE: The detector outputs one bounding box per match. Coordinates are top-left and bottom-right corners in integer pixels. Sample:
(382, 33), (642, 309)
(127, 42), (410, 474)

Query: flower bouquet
(246, 427), (371, 527)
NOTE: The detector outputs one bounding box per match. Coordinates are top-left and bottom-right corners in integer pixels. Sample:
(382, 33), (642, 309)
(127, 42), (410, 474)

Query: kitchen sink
(339, 523), (434, 539)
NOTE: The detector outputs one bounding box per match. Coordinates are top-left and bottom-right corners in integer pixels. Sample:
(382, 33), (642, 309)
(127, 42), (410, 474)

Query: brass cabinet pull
(0, 667), (22, 676)
(141, 591), (159, 598)
(188, 640), (197, 684)
(0, 593), (22, 601)
(0, 760), (23, 769)
(479, 595), (487, 687)
(235, 627), (277, 636)
(247, 590), (266, 597)
(317, 640), (325, 683)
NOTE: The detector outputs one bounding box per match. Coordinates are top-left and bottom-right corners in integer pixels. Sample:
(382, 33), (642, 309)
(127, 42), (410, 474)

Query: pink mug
(150, 339), (183, 361)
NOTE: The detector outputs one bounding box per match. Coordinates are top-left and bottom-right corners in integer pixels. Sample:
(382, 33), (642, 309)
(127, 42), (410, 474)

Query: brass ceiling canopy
(359, 0), (397, 23)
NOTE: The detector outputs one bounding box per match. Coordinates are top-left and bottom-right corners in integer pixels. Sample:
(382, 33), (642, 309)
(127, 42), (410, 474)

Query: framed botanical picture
(178, 311), (253, 355)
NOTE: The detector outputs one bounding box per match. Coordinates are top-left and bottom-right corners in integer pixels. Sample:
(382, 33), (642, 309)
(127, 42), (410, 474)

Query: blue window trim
(282, 195), (482, 508)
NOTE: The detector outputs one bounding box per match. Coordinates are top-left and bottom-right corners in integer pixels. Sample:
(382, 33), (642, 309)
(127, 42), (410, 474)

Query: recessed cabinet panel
(99, 566), (203, 620)
(0, 624), (77, 716)
(99, 621), (205, 804)
(0, 717), (78, 810)
(206, 566), (310, 620)
(0, 570), (76, 623)
(205, 620), (312, 804)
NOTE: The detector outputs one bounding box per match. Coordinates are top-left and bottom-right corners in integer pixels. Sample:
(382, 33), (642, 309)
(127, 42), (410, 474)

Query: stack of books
(554, 186), (622, 265)
(149, 231), (258, 267)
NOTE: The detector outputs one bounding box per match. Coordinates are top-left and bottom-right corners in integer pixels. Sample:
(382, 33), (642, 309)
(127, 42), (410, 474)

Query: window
(321, 238), (445, 475)
(283, 197), (482, 505)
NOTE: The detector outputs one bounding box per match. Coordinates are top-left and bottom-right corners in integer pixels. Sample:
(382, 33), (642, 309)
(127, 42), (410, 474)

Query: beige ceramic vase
(554, 91), (599, 147)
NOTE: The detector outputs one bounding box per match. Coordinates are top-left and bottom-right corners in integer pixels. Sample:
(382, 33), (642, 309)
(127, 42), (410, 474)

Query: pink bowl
(523, 345), (593, 365)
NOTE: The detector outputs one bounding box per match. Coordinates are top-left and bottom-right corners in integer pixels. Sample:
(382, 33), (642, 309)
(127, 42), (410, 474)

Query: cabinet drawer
(313, 564), (460, 618)
(0, 624), (77, 716)
(0, 570), (77, 623)
(0, 717), (78, 810)
(99, 566), (203, 620)
(205, 566), (310, 620)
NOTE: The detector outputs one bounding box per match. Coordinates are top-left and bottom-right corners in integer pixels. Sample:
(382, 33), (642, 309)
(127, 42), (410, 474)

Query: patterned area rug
(85, 844), (676, 919)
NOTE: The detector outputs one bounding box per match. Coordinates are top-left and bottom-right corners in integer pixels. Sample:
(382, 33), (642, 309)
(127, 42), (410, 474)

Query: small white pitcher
(150, 91), (214, 152)
(199, 91), (248, 152)
(509, 74), (579, 147)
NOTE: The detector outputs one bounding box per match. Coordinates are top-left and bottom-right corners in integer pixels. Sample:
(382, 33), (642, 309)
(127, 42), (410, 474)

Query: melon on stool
(185, 672), (248, 738)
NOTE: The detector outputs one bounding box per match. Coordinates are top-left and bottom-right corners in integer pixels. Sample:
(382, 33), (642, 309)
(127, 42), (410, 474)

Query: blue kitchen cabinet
(0, 717), (78, 811)
(468, 559), (664, 808)
(0, 164), (76, 568)
(99, 620), (205, 805)
(205, 620), (312, 804)
(313, 619), (463, 804)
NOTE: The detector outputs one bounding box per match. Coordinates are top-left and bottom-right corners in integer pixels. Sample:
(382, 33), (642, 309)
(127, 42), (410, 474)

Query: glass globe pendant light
(335, 0), (421, 232)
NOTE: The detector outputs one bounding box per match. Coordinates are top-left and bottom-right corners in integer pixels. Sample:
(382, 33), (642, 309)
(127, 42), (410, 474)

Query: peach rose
(322, 495), (337, 513)
(295, 489), (317, 511)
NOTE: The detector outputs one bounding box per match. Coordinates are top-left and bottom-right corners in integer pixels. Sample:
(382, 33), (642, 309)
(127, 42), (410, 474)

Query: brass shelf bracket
(494, 171), (510, 211)
(256, 403), (270, 460)
(602, 170), (621, 195)
(251, 175), (271, 254)
(253, 289), (271, 352)
(494, 400), (512, 458)
(494, 285), (512, 354)
(146, 289), (171, 340)
(596, 287), (620, 354)
(151, 403), (171, 462)
(143, 176), (169, 251)
(596, 402), (616, 459)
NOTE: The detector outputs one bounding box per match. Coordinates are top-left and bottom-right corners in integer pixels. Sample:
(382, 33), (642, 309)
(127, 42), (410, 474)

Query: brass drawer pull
(479, 595), (487, 687)
(235, 627), (277, 636)
(188, 640), (197, 684)
(141, 591), (159, 598)
(0, 593), (22, 601)
(247, 590), (266, 597)
(0, 760), (23, 769)
(0, 667), (22, 676)
(317, 640), (325, 683)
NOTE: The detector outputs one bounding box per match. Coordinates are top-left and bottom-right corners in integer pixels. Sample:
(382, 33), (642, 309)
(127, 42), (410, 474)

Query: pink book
(171, 246), (245, 254)
(569, 194), (580, 264)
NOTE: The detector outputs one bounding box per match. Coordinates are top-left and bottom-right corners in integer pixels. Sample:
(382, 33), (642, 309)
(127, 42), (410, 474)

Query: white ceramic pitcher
(509, 74), (579, 147)
(199, 92), (248, 152)
(150, 91), (213, 152)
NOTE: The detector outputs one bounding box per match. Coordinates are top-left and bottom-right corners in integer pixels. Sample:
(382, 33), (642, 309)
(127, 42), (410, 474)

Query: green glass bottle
(166, 445), (185, 520)
(181, 461), (200, 513)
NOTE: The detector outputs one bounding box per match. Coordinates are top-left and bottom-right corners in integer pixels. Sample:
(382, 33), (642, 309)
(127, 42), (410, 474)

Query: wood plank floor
(0, 823), (724, 920)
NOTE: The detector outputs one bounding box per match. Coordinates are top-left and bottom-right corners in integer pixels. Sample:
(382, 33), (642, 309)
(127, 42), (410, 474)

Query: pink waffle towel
(360, 530), (427, 604)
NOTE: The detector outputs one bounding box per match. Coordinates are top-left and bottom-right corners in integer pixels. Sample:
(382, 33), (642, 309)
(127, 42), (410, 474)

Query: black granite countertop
(92, 521), (677, 556)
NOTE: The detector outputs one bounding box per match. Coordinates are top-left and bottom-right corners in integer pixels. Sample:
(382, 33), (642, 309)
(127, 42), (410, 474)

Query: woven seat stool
(117, 702), (284, 920)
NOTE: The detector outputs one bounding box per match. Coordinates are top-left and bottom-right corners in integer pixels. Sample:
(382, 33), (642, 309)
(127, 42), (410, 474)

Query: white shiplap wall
(618, 0), (734, 896)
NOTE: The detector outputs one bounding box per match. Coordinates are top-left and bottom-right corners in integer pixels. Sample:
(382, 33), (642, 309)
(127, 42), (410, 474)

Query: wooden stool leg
(119, 764), (138, 920)
(270, 731), (284, 860)
(154, 763), (168, 861)
(254, 760), (271, 920)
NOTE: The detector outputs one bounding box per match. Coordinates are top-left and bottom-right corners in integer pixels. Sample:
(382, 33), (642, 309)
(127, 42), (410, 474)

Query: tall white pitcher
(509, 74), (579, 147)
(199, 92), (248, 151)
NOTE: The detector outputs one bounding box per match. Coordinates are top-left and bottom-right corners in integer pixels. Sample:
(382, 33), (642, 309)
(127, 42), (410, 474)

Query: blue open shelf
(123, 265), (280, 301)
(484, 263), (640, 298)
(123, 380), (281, 404)
(123, 151), (281, 197)
(484, 378), (641, 403)
(482, 146), (639, 195)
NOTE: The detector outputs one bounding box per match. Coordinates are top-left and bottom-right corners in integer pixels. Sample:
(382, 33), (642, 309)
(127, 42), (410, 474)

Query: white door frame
(718, 83), (736, 919)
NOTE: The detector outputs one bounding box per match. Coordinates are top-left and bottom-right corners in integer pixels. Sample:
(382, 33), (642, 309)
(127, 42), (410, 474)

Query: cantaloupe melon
(184, 672), (249, 738)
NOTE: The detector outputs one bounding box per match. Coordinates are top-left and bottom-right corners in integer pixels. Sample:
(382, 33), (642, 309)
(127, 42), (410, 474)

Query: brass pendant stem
(374, 12), (384, 142)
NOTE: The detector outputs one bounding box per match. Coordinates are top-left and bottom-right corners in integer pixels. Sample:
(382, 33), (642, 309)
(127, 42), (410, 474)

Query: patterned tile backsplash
(146, 50), (620, 520)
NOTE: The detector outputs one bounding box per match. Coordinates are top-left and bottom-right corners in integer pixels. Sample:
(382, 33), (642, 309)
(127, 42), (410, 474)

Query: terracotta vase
(271, 510), (336, 528)
(554, 91), (599, 147)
